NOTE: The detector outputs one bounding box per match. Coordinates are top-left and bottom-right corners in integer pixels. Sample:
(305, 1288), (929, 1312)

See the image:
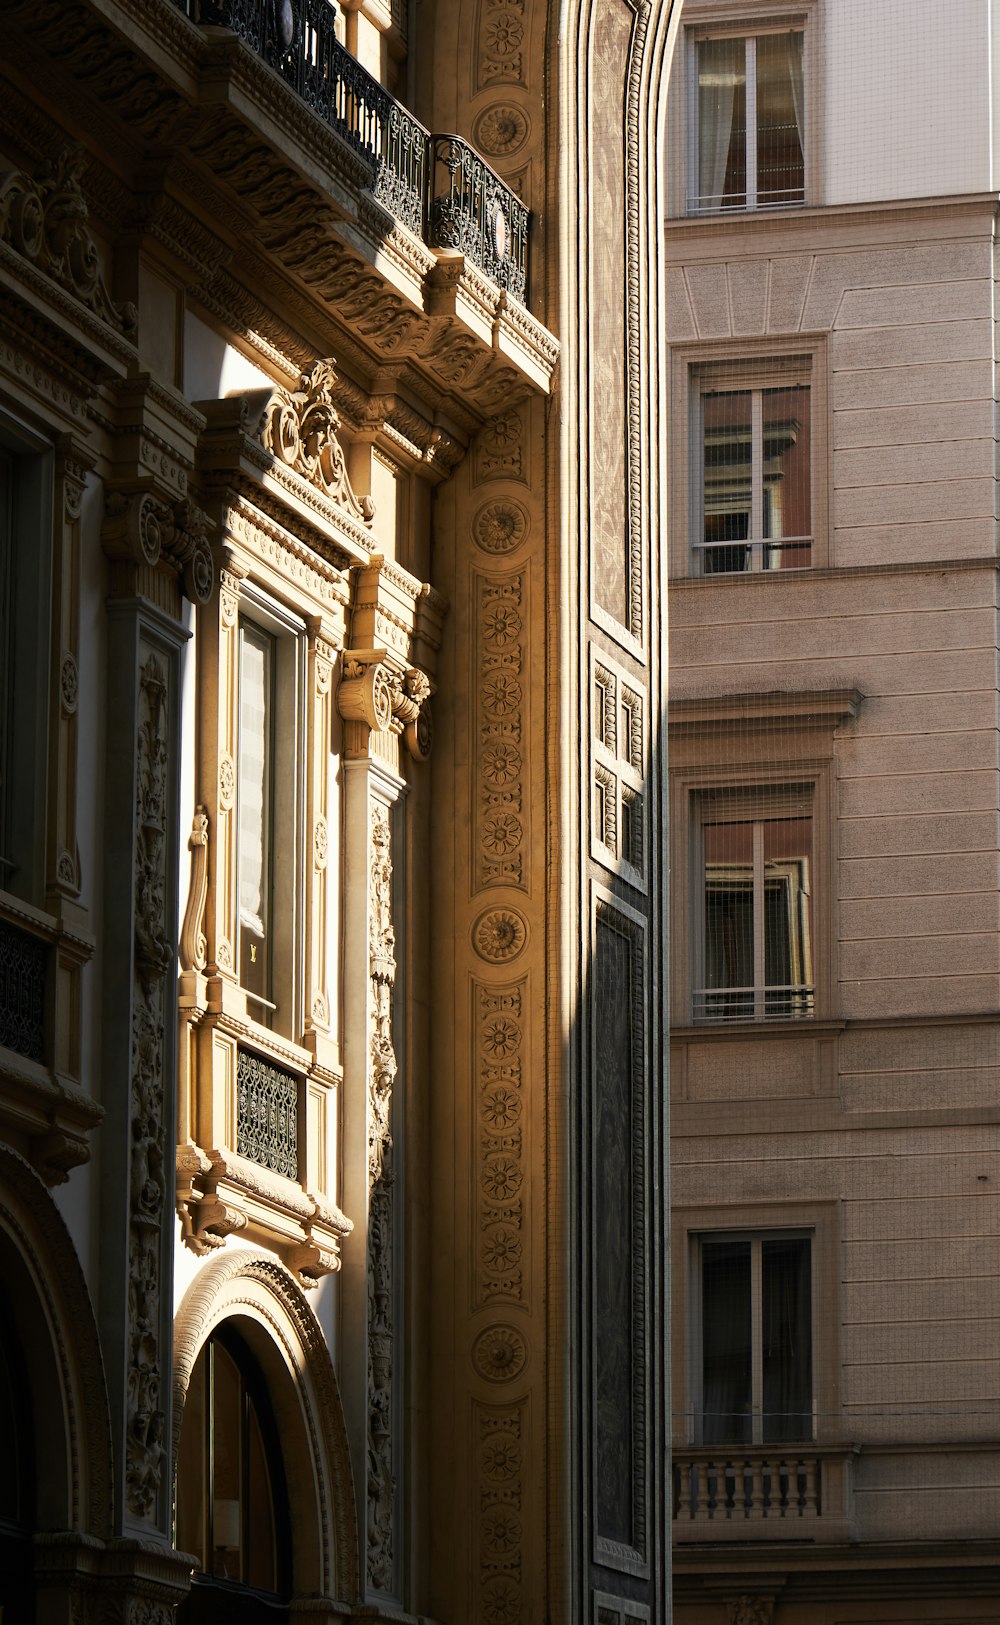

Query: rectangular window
(699, 1231), (813, 1445)
(692, 29), (804, 213)
(238, 620), (275, 1018)
(695, 788), (813, 1023)
(698, 383), (811, 574)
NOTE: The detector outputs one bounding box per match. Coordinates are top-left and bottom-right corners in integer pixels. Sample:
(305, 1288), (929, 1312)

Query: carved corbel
(102, 489), (214, 605)
(175, 1142), (248, 1255)
(337, 651), (434, 760)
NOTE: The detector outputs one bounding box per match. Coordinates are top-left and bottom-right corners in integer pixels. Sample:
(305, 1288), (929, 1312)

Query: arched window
(176, 1324), (291, 1621)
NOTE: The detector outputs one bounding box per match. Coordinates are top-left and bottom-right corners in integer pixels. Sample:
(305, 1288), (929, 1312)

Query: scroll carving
(103, 491), (214, 604)
(0, 148), (138, 335)
(126, 653), (170, 1521)
(179, 808), (209, 972)
(260, 360), (375, 522)
(338, 655), (434, 760)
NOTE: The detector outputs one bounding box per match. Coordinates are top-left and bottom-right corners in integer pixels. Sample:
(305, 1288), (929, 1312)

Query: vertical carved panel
(306, 632), (334, 1033)
(475, 1400), (526, 1623)
(212, 565), (242, 978)
(474, 978), (527, 1307)
(588, 0), (647, 645)
(50, 449), (88, 899)
(474, 572), (528, 893)
(367, 798), (397, 1594)
(592, 893), (647, 1575)
(126, 650), (171, 1521)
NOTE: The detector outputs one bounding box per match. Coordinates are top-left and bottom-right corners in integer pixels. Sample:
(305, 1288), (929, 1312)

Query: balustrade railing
(673, 1445), (856, 1540)
(177, 0), (529, 297)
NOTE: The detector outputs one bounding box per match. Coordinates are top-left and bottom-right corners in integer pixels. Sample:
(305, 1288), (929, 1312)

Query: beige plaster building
(0, 0), (677, 1621)
(666, 2), (1000, 1621)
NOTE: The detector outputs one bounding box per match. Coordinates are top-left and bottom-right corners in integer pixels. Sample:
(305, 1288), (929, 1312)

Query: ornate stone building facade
(0, 0), (677, 1621)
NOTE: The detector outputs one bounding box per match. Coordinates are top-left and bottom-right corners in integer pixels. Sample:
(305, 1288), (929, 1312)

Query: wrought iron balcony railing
(178, 0), (529, 301)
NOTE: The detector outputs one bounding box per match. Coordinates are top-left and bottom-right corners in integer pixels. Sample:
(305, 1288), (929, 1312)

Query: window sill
(671, 1018), (845, 1043)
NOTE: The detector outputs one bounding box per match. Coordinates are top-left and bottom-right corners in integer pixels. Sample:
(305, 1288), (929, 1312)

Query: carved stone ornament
(473, 498), (529, 555)
(338, 654), (435, 760)
(0, 148), (137, 336)
(472, 1323), (528, 1383)
(367, 1168), (395, 1592)
(102, 490), (214, 604)
(368, 804), (396, 1188)
(473, 907), (527, 963)
(727, 1597), (775, 1625)
(474, 104), (530, 157)
(260, 360), (375, 523)
(126, 653), (170, 1522)
(178, 808), (209, 972)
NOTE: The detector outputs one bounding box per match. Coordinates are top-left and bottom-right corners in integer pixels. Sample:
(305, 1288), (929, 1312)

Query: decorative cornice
(668, 688), (865, 732)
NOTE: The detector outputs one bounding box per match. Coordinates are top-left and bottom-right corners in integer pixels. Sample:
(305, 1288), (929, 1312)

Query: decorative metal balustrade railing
(428, 136), (528, 303)
(176, 0), (529, 297)
(236, 1046), (300, 1180)
(0, 918), (47, 1062)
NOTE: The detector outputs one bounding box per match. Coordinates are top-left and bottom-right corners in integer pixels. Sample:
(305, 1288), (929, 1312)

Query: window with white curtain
(690, 28), (805, 213)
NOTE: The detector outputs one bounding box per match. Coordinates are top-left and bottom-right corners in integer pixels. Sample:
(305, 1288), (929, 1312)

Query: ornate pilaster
(337, 564), (438, 1601)
(98, 602), (187, 1550)
(98, 473), (210, 1560)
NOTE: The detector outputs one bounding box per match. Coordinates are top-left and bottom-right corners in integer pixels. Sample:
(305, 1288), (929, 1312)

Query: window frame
(668, 337), (830, 580)
(667, 0), (821, 220)
(669, 737), (840, 1031)
(693, 782), (815, 1023)
(672, 1199), (841, 1450)
(233, 582), (308, 1041)
(694, 1225), (814, 1445)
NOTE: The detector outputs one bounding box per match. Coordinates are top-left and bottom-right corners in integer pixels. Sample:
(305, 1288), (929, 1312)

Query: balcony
(673, 1445), (857, 1543)
(175, 0), (529, 303)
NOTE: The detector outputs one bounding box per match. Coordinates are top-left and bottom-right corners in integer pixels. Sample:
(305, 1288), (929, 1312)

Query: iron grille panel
(236, 1047), (299, 1180)
(0, 919), (46, 1061)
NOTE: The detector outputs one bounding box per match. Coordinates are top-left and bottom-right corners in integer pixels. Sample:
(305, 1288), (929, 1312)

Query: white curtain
(698, 37), (741, 209)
